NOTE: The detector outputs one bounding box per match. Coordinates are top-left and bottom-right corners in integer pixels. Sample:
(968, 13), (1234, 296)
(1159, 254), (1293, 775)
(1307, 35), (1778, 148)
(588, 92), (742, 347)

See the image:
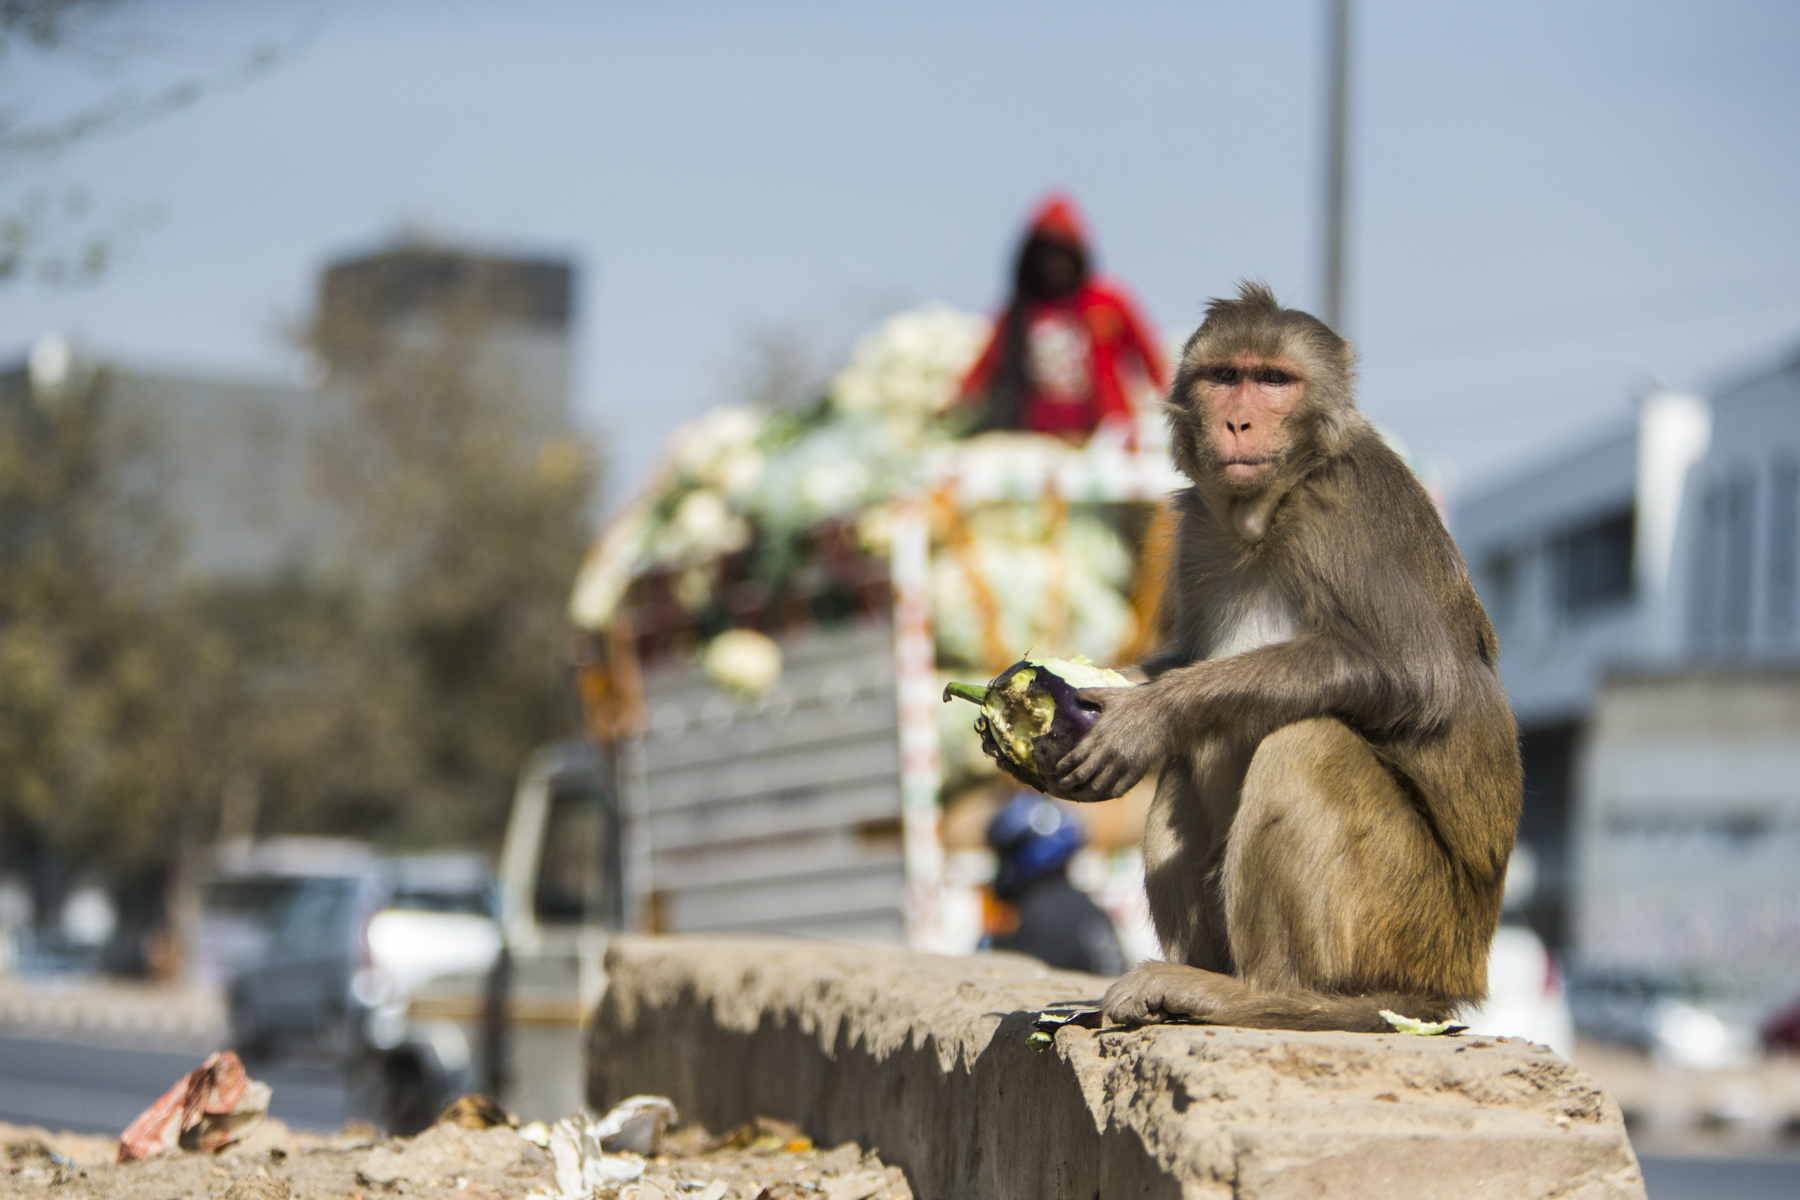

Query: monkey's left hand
(1100, 962), (1233, 1024)
(1054, 685), (1168, 803)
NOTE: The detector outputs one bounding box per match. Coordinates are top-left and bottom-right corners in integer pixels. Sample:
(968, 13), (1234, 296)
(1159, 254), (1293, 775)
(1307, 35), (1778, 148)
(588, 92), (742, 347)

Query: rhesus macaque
(1055, 283), (1519, 1031)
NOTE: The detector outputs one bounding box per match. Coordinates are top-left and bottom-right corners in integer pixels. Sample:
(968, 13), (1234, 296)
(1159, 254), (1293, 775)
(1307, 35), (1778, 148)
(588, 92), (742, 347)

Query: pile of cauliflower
(569, 304), (1141, 677)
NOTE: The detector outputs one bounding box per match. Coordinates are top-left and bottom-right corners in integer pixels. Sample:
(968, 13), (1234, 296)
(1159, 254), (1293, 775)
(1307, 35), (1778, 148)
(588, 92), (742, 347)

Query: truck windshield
(534, 770), (621, 926)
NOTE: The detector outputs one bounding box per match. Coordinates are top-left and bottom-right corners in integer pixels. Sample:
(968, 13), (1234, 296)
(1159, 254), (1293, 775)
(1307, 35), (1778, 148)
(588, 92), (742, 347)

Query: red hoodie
(958, 195), (1167, 442)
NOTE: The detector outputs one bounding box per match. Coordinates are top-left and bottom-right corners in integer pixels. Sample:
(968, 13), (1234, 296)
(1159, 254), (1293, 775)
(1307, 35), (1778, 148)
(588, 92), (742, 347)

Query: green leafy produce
(1379, 1010), (1468, 1036)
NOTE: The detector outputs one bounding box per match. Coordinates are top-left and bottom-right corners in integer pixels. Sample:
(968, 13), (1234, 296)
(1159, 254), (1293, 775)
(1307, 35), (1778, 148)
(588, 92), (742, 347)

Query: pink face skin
(1193, 357), (1306, 491)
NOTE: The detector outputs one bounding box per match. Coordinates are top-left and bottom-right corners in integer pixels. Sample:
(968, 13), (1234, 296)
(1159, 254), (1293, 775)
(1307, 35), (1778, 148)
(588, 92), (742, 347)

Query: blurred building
(0, 244), (576, 964)
(1455, 344), (1800, 1012)
(1, 244), (575, 584)
(314, 246), (575, 444)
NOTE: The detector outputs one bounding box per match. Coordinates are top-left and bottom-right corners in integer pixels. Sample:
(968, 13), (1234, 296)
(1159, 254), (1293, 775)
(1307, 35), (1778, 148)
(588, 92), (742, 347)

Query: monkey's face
(1192, 357), (1305, 493)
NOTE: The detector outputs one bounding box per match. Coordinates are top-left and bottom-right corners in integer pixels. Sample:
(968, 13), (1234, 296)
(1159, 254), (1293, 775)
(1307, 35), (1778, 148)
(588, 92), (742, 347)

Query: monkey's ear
(1165, 402), (1205, 481)
(1308, 401), (1370, 460)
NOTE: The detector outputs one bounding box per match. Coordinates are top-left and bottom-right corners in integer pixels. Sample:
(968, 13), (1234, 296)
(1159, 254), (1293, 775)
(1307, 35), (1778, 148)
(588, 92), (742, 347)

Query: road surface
(1638, 1152), (1800, 1199)
(0, 1032), (348, 1136)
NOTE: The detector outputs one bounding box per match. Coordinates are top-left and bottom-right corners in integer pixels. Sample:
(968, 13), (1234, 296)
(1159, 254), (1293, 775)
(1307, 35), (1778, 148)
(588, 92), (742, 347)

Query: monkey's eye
(1201, 365), (1239, 385)
(1253, 368), (1295, 386)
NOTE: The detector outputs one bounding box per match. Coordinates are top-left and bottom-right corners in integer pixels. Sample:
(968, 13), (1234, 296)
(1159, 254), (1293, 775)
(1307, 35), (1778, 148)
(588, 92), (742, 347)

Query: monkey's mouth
(1221, 457), (1277, 474)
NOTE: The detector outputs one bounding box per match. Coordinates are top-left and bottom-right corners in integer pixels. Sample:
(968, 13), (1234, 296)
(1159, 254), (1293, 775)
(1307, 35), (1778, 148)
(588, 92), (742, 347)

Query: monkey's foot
(1100, 962), (1245, 1025)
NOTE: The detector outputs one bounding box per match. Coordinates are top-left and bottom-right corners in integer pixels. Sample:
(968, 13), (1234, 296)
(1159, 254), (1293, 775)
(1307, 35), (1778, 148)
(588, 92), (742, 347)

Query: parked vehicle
(194, 838), (377, 987)
(379, 739), (622, 1125)
(1565, 970), (1758, 1068)
(1460, 918), (1576, 1057)
(225, 852), (502, 1130)
(1457, 848), (1576, 1057)
(1763, 994), (1800, 1053)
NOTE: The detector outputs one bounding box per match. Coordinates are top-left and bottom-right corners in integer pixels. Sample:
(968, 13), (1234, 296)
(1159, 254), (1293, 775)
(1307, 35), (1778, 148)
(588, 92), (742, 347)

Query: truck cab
(389, 739), (623, 1126)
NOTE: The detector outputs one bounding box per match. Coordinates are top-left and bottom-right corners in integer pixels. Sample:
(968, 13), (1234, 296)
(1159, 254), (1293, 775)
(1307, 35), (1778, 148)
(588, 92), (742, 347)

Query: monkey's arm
(1054, 634), (1380, 802)
(1169, 607), (1465, 737)
(1137, 650), (1187, 680)
(1060, 459), (1479, 801)
(1165, 493), (1480, 741)
(1058, 575), (1466, 802)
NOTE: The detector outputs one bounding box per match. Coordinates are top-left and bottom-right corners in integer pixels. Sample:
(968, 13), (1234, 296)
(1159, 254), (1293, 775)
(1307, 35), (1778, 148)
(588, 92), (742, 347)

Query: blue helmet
(987, 794), (1084, 897)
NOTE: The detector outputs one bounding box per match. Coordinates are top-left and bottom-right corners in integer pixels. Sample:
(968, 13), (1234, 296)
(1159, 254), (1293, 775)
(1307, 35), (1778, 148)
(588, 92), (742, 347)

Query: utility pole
(1322, 0), (1352, 334)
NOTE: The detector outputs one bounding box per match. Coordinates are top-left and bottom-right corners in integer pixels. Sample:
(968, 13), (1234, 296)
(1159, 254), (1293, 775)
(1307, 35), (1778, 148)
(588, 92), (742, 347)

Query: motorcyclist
(983, 793), (1126, 977)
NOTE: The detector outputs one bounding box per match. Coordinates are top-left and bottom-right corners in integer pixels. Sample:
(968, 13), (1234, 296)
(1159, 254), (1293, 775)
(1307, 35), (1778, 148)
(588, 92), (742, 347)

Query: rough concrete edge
(588, 936), (1648, 1200)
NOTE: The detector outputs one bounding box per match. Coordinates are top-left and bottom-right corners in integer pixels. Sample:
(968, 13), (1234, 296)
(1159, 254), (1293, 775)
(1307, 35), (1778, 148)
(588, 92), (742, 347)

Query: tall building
(315, 245), (575, 443)
(5, 243), (578, 583)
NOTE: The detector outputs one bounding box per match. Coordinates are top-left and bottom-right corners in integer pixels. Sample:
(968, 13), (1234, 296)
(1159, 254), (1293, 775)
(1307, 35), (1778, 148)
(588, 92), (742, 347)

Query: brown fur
(1056, 282), (1520, 1032)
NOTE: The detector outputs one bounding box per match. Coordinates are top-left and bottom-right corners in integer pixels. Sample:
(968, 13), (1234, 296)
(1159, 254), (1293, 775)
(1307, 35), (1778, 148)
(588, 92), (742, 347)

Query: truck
(387, 428), (1181, 1123)
(391, 739), (620, 1125)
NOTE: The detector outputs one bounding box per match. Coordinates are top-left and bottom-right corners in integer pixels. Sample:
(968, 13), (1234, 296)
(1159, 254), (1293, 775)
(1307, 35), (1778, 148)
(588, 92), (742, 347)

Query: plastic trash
(116, 1050), (271, 1161)
(590, 1095), (677, 1155)
(536, 1096), (678, 1200)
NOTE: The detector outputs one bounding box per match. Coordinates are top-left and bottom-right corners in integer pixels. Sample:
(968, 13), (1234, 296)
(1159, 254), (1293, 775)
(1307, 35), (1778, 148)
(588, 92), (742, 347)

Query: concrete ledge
(588, 936), (1647, 1199)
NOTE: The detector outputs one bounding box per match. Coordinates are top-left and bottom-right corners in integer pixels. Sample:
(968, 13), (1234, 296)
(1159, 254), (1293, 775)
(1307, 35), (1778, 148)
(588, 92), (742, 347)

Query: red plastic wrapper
(116, 1049), (271, 1162)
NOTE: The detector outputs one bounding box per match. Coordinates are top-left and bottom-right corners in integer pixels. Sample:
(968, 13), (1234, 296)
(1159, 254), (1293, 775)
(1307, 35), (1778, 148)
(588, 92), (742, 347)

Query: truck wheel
(383, 1053), (437, 1137)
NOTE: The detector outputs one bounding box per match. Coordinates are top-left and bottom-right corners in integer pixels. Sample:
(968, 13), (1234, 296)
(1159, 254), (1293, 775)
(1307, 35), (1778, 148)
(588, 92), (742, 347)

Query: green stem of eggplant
(942, 681), (989, 705)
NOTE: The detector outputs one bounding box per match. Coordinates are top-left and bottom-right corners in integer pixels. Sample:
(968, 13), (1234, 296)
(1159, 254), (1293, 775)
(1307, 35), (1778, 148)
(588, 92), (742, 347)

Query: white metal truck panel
(628, 623), (907, 941)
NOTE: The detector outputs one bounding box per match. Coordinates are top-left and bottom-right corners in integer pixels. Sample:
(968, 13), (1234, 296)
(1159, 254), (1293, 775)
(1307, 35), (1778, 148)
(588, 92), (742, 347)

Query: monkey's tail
(1202, 990), (1470, 1034)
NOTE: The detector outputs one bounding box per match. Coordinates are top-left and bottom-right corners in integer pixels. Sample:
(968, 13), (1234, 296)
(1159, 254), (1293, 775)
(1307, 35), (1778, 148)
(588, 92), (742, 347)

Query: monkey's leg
(1103, 745), (1254, 1026)
(1223, 718), (1474, 1027)
(1106, 719), (1475, 1031)
(1140, 748), (1245, 971)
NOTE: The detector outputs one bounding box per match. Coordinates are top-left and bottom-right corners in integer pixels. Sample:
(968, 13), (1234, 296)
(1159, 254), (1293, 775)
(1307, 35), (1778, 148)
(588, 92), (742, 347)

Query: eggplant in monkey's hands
(943, 657), (1137, 801)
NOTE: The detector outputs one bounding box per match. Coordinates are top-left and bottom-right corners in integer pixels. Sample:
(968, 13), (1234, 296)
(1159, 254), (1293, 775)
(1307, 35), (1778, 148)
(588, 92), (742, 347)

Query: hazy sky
(2, 0), (1798, 506)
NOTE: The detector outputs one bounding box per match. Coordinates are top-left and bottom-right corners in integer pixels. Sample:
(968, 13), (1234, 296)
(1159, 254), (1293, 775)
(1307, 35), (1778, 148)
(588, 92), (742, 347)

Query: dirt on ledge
(1, 1116), (911, 1200)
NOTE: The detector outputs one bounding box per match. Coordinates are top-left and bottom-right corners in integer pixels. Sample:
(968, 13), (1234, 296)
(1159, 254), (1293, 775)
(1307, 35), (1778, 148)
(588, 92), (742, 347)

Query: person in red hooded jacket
(955, 194), (1166, 444)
